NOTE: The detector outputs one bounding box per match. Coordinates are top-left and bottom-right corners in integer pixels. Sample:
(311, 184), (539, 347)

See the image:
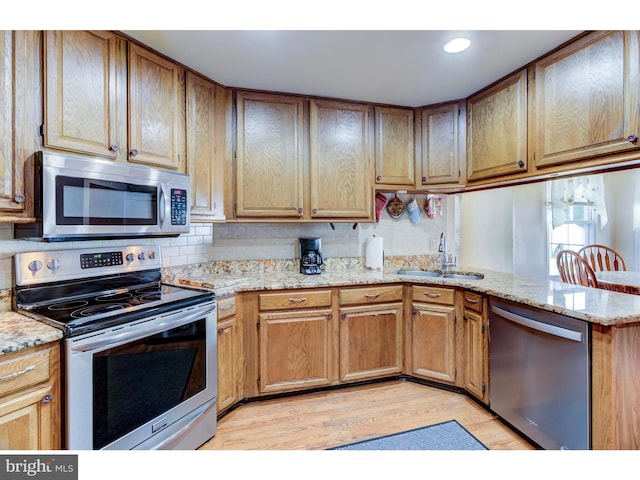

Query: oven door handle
(69, 305), (215, 352)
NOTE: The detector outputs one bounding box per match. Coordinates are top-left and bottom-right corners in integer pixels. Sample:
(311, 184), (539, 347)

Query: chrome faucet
(438, 233), (456, 271)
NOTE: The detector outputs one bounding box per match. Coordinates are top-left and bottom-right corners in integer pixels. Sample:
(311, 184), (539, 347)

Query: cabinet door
(533, 31), (640, 167)
(339, 302), (403, 382)
(128, 43), (185, 171)
(258, 308), (335, 394)
(410, 302), (457, 384)
(44, 30), (127, 160)
(235, 92), (304, 218)
(374, 106), (414, 186)
(1, 31), (41, 218)
(462, 308), (487, 403)
(467, 69), (528, 181)
(186, 72), (225, 221)
(309, 99), (373, 219)
(217, 314), (239, 412)
(419, 102), (461, 185)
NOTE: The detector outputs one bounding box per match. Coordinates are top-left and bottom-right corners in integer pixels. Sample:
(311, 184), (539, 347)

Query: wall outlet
(430, 237), (438, 250)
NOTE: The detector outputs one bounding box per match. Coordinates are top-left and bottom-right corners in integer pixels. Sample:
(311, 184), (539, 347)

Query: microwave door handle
(159, 185), (167, 223)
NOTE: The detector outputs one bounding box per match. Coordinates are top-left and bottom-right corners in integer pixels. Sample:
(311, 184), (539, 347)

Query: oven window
(56, 175), (157, 225)
(92, 319), (206, 449)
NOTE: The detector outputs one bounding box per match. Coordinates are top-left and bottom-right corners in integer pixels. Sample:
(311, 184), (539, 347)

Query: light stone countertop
(0, 311), (63, 355)
(178, 266), (640, 326)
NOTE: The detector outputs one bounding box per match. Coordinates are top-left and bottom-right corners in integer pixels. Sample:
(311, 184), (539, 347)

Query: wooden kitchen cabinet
(0, 343), (61, 450)
(338, 285), (403, 382)
(309, 99), (373, 220)
(532, 30), (640, 169)
(0, 30), (41, 222)
(43, 30), (127, 161)
(256, 290), (337, 394)
(374, 106), (415, 187)
(467, 69), (528, 182)
(418, 102), (464, 186)
(186, 72), (226, 221)
(128, 42), (186, 171)
(461, 291), (488, 403)
(407, 285), (458, 384)
(235, 91), (305, 218)
(216, 295), (241, 413)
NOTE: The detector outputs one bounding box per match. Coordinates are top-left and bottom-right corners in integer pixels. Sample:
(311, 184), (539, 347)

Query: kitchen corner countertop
(177, 267), (640, 327)
(0, 311), (63, 355)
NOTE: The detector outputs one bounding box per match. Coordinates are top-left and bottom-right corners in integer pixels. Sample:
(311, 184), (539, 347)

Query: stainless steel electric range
(13, 245), (217, 450)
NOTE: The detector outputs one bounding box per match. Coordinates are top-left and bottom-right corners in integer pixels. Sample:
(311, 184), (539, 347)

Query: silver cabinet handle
(0, 365), (35, 381)
(364, 293), (381, 298)
(424, 292), (442, 298)
(465, 297), (480, 304)
(288, 297), (307, 303)
(219, 303), (235, 311)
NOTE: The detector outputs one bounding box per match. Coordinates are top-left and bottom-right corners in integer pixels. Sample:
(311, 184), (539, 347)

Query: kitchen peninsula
(176, 257), (640, 450)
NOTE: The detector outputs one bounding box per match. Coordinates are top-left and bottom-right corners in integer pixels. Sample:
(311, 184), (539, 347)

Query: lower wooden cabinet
(461, 291), (488, 403)
(407, 285), (458, 384)
(0, 342), (61, 450)
(217, 295), (242, 413)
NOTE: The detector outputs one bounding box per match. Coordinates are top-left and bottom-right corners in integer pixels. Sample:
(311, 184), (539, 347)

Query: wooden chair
(556, 249), (599, 288)
(578, 244), (626, 272)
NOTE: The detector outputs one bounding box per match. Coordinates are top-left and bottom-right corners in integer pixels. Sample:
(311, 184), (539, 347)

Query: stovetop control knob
(147, 251), (156, 260)
(138, 252), (146, 260)
(125, 253), (135, 262)
(28, 260), (43, 272)
(46, 258), (61, 271)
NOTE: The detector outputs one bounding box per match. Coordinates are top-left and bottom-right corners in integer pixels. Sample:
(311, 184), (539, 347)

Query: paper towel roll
(365, 236), (384, 270)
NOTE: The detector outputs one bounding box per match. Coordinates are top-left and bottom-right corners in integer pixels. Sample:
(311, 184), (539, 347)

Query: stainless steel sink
(394, 269), (484, 280)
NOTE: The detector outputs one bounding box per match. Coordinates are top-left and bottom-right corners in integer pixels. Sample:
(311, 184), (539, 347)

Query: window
(547, 181), (597, 279)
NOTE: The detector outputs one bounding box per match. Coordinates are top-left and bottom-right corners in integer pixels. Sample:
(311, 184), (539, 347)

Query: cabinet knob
(627, 135), (638, 145)
(297, 207), (303, 214)
(422, 176), (427, 182)
(130, 149), (139, 156)
(327, 313), (333, 320)
(109, 144), (120, 152)
(412, 308), (417, 315)
(376, 175), (382, 181)
(41, 393), (53, 404)
(517, 160), (525, 168)
(13, 194), (25, 203)
(312, 208), (318, 214)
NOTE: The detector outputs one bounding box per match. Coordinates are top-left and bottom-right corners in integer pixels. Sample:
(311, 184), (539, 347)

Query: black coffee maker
(299, 238), (323, 275)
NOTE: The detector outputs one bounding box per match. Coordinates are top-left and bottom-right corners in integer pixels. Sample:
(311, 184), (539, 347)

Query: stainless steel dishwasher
(489, 297), (590, 450)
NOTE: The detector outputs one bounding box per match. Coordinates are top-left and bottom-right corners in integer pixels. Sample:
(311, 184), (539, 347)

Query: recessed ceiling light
(443, 37), (471, 54)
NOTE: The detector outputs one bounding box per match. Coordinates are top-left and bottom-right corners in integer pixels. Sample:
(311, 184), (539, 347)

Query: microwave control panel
(170, 189), (188, 225)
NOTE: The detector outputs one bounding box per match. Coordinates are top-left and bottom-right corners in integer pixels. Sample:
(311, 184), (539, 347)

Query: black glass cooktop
(15, 270), (215, 337)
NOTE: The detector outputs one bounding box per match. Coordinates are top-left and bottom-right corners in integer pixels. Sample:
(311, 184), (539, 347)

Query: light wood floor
(199, 379), (535, 450)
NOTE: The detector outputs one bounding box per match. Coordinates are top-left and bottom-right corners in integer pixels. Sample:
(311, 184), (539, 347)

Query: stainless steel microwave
(15, 151), (191, 241)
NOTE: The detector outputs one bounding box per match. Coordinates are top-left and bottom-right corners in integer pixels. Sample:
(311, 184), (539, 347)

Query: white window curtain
(550, 174), (608, 229)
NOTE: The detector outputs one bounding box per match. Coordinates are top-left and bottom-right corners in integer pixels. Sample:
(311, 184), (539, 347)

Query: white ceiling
(123, 30), (582, 107)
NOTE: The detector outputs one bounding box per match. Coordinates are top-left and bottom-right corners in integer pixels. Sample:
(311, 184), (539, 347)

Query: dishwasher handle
(491, 305), (584, 343)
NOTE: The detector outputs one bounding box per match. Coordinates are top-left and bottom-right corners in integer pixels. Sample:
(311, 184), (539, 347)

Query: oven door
(65, 301), (217, 450)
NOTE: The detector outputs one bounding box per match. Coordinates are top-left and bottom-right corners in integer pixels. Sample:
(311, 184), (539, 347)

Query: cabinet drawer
(411, 286), (455, 305)
(463, 291), (483, 313)
(0, 348), (51, 398)
(339, 285), (403, 306)
(259, 290), (332, 311)
(217, 295), (236, 320)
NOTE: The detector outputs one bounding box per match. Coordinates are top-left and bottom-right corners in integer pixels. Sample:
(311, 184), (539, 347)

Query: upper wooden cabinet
(235, 91), (305, 218)
(309, 99), (373, 220)
(128, 43), (186, 171)
(374, 106), (415, 187)
(186, 72), (225, 221)
(0, 31), (41, 222)
(466, 69), (528, 182)
(44, 30), (127, 161)
(532, 30), (640, 168)
(418, 102), (464, 187)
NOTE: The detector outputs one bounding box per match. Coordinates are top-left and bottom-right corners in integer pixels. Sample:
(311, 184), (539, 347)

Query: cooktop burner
(13, 245), (215, 337)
